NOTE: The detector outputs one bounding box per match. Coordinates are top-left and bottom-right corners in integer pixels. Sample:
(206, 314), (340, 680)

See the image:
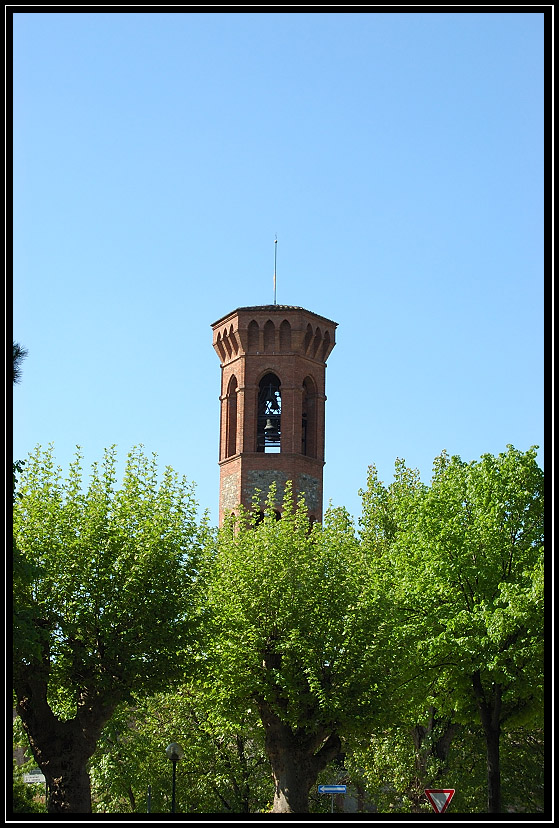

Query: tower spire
(273, 235), (277, 305)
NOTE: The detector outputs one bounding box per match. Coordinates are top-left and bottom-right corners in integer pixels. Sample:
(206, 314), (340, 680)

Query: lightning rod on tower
(273, 235), (277, 305)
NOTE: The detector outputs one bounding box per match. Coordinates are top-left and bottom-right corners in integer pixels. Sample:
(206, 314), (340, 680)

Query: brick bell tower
(211, 305), (337, 526)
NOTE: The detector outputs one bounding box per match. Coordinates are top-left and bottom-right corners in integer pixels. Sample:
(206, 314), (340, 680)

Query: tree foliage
(12, 441), (544, 814)
(12, 445), (206, 813)
(13, 340), (28, 384)
(12, 758), (46, 814)
(345, 721), (544, 814)
(89, 685), (271, 813)
(201, 484), (393, 812)
(358, 445), (544, 813)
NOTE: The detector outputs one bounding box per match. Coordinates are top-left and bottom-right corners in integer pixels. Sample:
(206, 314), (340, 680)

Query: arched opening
(226, 375), (238, 458)
(255, 509), (281, 524)
(257, 372), (281, 453)
(301, 376), (317, 458)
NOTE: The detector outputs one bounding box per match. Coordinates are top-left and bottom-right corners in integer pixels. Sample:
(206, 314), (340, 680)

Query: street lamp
(165, 742), (184, 813)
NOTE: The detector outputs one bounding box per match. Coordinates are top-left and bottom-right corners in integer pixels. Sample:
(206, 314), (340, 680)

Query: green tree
(13, 340), (28, 384)
(13, 444), (206, 814)
(13, 339), (33, 672)
(89, 684), (271, 813)
(202, 484), (392, 813)
(345, 720), (544, 814)
(359, 446), (544, 814)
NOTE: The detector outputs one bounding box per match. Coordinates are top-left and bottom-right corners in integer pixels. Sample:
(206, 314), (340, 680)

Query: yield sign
(425, 789), (455, 813)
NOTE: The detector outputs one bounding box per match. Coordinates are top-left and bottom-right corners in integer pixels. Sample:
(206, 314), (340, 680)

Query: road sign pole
(331, 793), (334, 813)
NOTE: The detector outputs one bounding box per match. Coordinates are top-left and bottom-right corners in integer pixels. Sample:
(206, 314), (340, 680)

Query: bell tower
(211, 305), (337, 526)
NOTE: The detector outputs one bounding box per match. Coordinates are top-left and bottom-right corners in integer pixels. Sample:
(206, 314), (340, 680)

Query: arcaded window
(226, 376), (238, 458)
(257, 373), (281, 453)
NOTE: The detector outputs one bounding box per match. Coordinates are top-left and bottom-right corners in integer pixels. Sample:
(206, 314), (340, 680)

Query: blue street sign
(318, 785), (347, 794)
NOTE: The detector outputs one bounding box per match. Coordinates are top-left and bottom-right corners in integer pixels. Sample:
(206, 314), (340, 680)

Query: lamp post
(165, 742), (184, 813)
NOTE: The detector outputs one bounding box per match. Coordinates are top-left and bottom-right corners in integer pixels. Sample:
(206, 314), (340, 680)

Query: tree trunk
(43, 746), (93, 814)
(409, 708), (460, 811)
(485, 722), (501, 815)
(257, 700), (341, 813)
(14, 662), (115, 814)
(472, 671), (502, 814)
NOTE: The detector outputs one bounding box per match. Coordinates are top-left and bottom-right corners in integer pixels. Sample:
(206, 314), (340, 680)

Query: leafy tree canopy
(202, 484), (392, 737)
(199, 484), (398, 811)
(14, 444), (207, 712)
(358, 445), (544, 814)
(12, 444), (208, 813)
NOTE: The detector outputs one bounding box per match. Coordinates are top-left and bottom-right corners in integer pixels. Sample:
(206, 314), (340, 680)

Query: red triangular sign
(425, 789), (455, 813)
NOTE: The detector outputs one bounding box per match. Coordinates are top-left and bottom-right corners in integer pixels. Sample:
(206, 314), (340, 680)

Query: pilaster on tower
(211, 305), (337, 526)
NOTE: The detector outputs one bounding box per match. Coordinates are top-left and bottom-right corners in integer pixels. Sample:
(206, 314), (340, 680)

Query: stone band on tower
(212, 305), (337, 526)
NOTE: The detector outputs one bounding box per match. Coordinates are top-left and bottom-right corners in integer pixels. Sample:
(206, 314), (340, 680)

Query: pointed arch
(225, 375), (238, 458)
(257, 372), (281, 453)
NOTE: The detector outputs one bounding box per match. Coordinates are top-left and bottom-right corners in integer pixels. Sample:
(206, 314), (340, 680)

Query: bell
(264, 418), (276, 433)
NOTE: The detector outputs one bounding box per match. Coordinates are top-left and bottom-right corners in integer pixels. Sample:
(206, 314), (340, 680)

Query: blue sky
(12, 10), (545, 524)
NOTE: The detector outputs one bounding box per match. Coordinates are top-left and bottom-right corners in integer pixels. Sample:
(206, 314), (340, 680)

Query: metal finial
(273, 235), (277, 305)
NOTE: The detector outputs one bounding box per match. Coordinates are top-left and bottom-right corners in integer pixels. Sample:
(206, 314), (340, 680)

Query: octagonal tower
(211, 305), (337, 526)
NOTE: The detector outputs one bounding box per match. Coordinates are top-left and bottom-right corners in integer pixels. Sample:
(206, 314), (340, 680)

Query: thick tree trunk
(44, 748), (93, 814)
(14, 662), (115, 814)
(257, 700), (341, 813)
(472, 671), (502, 814)
(269, 751), (315, 814)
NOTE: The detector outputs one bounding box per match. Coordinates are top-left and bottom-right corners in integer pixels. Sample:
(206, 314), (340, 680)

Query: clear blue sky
(12, 11), (545, 524)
